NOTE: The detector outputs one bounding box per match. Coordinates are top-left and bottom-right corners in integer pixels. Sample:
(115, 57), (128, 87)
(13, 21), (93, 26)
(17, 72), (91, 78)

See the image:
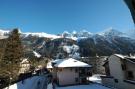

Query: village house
(47, 58), (92, 86)
(101, 54), (135, 89)
(19, 58), (31, 74)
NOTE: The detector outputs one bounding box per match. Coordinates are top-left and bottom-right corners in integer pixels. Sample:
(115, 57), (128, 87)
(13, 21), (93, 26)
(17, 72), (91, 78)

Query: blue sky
(0, 0), (134, 34)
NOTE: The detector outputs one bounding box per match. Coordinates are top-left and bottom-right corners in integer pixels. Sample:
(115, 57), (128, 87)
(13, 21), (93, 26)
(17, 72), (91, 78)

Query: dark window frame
(127, 71), (134, 79)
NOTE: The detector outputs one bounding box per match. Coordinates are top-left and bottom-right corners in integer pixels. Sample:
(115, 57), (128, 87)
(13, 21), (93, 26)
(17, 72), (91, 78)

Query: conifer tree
(0, 28), (23, 80)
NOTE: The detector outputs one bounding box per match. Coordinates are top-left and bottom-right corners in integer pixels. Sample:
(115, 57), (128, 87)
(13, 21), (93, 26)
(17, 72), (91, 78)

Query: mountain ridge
(0, 28), (135, 58)
(0, 28), (134, 40)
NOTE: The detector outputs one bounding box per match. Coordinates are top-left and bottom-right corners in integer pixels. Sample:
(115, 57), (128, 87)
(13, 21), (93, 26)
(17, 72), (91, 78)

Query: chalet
(47, 58), (92, 86)
(19, 58), (31, 74)
(101, 54), (135, 89)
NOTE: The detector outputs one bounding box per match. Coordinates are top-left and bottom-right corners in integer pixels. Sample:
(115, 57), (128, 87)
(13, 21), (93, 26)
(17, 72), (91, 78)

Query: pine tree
(0, 28), (23, 81)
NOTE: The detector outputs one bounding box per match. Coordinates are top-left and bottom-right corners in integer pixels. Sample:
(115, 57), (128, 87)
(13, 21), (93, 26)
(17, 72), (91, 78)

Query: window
(75, 68), (78, 73)
(121, 64), (126, 70)
(132, 0), (135, 10)
(127, 71), (134, 79)
(87, 72), (92, 76)
(75, 78), (78, 82)
(70, 68), (72, 71)
(114, 79), (118, 83)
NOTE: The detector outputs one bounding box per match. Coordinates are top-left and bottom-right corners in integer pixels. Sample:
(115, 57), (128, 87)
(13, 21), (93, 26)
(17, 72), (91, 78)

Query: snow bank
(89, 74), (103, 83)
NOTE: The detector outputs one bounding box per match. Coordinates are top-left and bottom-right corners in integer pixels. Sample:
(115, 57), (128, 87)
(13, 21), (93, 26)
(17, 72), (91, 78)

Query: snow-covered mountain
(62, 30), (93, 39)
(0, 29), (61, 39)
(0, 28), (135, 58)
(0, 28), (134, 40)
(22, 32), (61, 39)
(61, 28), (134, 41)
(98, 28), (127, 37)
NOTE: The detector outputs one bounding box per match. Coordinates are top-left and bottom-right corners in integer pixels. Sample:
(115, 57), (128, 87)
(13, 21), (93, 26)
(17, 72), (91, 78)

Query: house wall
(57, 68), (79, 86)
(108, 55), (125, 89)
(102, 55), (135, 89)
(101, 77), (115, 88)
(126, 60), (135, 80)
(109, 55), (125, 80)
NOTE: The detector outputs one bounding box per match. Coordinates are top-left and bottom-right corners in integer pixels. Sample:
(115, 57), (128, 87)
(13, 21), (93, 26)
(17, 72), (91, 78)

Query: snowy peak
(61, 28), (130, 41)
(62, 30), (93, 38)
(0, 29), (61, 39)
(98, 28), (125, 37)
(0, 28), (133, 40)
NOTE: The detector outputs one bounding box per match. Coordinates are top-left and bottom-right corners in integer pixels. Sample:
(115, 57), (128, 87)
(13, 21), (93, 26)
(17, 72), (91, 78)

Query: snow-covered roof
(47, 58), (91, 68)
(114, 54), (126, 59)
(104, 54), (135, 64)
(21, 58), (29, 64)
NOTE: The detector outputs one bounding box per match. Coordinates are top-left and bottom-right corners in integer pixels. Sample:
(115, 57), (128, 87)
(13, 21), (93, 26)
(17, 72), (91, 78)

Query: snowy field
(56, 84), (111, 89)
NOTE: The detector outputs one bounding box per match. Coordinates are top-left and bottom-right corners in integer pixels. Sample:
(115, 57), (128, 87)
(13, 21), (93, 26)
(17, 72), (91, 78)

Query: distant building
(19, 58), (31, 74)
(101, 54), (135, 89)
(47, 58), (92, 86)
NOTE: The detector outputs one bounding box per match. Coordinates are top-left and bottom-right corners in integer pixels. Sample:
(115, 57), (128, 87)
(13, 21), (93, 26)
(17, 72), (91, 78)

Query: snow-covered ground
(4, 75), (48, 89)
(33, 51), (41, 58)
(56, 84), (111, 89)
(55, 74), (113, 89)
(89, 74), (103, 83)
(47, 83), (53, 89)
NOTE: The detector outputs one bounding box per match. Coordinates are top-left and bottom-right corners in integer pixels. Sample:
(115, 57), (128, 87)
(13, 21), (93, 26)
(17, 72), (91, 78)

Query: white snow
(47, 83), (53, 89)
(23, 32), (61, 39)
(56, 84), (111, 89)
(63, 46), (72, 53)
(63, 44), (80, 58)
(114, 54), (126, 59)
(66, 36), (78, 40)
(33, 51), (41, 58)
(0, 29), (9, 39)
(41, 41), (46, 47)
(63, 45), (79, 54)
(21, 58), (29, 64)
(47, 61), (53, 69)
(51, 58), (91, 68)
(4, 76), (47, 89)
(0, 29), (9, 35)
(89, 74), (104, 84)
(71, 52), (80, 59)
